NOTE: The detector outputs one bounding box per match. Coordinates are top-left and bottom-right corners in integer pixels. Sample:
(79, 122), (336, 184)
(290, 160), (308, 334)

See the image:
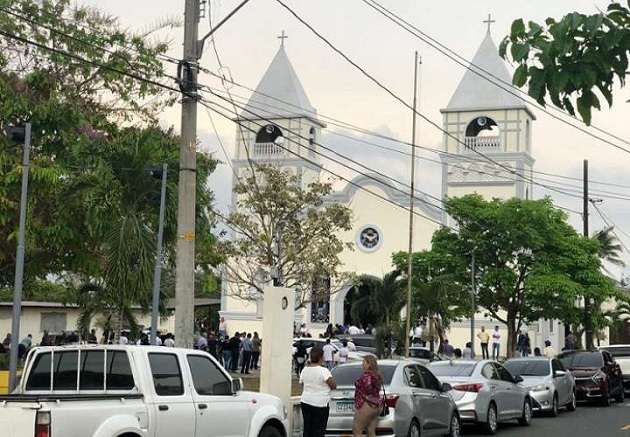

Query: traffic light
(3, 125), (26, 144)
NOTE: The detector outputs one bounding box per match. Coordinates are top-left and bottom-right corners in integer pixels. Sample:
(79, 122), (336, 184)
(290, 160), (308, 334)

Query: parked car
(558, 349), (625, 406)
(326, 359), (460, 437)
(598, 344), (630, 394)
(429, 359), (532, 435)
(335, 334), (378, 355)
(503, 357), (577, 416)
(408, 346), (445, 363)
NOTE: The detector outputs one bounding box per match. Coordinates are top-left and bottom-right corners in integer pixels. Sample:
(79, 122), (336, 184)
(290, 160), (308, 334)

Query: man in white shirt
(348, 324), (360, 335)
(163, 333), (175, 347)
(338, 340), (350, 363)
(119, 331), (129, 345)
(322, 338), (336, 369)
(492, 326), (501, 360)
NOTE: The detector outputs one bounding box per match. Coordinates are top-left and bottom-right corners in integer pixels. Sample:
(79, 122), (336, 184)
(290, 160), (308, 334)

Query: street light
(5, 122), (31, 392)
(148, 163), (168, 346)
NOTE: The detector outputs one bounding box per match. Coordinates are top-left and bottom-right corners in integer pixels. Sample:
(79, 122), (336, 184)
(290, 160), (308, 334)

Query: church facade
(220, 32), (564, 353)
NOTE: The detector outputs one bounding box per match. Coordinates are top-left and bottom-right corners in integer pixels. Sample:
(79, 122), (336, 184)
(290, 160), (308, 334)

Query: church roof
(443, 33), (531, 113)
(241, 43), (321, 123)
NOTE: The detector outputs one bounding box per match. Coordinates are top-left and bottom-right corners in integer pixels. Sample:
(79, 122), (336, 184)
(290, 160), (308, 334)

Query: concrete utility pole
(8, 122), (31, 392)
(583, 159), (594, 350)
(174, 0), (200, 348)
(174, 0), (253, 347)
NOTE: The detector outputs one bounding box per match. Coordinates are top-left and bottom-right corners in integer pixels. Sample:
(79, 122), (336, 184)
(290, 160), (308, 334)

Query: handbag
(379, 384), (389, 417)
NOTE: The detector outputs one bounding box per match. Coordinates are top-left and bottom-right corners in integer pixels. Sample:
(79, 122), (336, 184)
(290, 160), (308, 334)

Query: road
(462, 401), (630, 436)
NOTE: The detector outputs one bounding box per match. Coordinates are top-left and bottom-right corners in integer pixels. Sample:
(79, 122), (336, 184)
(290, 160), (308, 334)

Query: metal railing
(463, 135), (500, 152)
(252, 142), (286, 156)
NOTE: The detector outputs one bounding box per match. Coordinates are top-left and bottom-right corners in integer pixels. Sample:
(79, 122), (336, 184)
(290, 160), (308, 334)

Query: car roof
(506, 356), (551, 361)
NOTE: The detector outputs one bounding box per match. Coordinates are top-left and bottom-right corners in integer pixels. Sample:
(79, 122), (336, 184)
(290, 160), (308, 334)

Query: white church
(219, 30), (565, 353)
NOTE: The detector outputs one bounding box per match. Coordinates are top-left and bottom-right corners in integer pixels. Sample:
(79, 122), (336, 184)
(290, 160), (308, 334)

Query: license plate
(336, 401), (354, 413)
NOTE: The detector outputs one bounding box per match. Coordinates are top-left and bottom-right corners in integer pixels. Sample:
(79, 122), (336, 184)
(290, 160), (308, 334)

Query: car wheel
(550, 394), (558, 417)
(482, 403), (498, 435)
(566, 390), (577, 412)
(615, 382), (625, 403)
(407, 419), (421, 437)
(448, 412), (461, 437)
(518, 399), (532, 426)
(258, 425), (282, 437)
(601, 388), (611, 407)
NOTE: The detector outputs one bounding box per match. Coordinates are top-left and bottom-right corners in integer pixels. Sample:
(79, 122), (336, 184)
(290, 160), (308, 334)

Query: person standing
(492, 326), (501, 360)
(338, 340), (350, 364)
(544, 340), (555, 357)
(322, 338), (336, 369)
(218, 316), (228, 338)
(300, 347), (336, 437)
(251, 332), (261, 370)
(240, 333), (253, 374)
(352, 355), (383, 437)
(228, 332), (241, 372)
(477, 326), (490, 359)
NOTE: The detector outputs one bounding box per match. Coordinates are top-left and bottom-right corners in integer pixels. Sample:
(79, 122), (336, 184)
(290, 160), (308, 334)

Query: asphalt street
(461, 400), (630, 436)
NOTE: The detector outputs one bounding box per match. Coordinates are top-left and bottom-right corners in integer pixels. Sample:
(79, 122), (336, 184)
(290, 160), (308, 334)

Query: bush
(374, 321), (407, 358)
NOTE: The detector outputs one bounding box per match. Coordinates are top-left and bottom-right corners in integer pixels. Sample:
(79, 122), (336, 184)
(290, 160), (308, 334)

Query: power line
(362, 0), (630, 156)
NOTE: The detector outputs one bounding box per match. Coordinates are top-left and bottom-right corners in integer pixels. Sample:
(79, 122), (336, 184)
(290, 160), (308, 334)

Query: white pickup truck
(0, 345), (289, 437)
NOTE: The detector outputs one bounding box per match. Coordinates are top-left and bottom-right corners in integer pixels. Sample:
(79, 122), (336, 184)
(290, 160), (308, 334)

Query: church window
(525, 119), (531, 153)
(310, 276), (331, 324)
(254, 125), (285, 155)
(356, 225), (383, 253)
(464, 116), (500, 151)
(308, 127), (315, 146)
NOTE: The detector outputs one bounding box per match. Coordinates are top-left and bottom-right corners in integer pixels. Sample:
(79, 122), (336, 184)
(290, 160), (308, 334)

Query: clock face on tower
(357, 225), (382, 252)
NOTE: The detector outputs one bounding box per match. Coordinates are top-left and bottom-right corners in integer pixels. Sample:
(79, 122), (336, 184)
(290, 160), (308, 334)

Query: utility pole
(151, 163), (168, 347)
(174, 0), (200, 348)
(8, 122), (31, 392)
(583, 159), (594, 350)
(174, 0), (253, 348)
(405, 51), (420, 358)
(470, 250), (476, 358)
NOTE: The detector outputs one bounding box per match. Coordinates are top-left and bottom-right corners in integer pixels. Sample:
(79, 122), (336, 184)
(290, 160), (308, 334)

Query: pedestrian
(241, 333), (253, 374)
(442, 339), (454, 358)
(251, 332), (261, 370)
(322, 338), (336, 369)
(221, 335), (232, 369)
(352, 355), (383, 437)
(163, 333), (175, 347)
(492, 326), (501, 360)
(300, 346), (336, 437)
(88, 329), (98, 344)
(533, 347), (542, 356)
(565, 331), (577, 350)
(453, 348), (463, 359)
(524, 333), (531, 357)
(477, 326), (490, 359)
(18, 334), (32, 358)
(229, 332), (241, 372)
(462, 342), (474, 360)
(517, 330), (529, 357)
(338, 340), (350, 364)
(218, 316), (227, 338)
(544, 340), (555, 358)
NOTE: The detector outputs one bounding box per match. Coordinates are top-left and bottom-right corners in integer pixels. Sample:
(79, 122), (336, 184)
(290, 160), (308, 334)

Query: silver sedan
(327, 359), (460, 437)
(429, 359), (532, 435)
(503, 357), (577, 416)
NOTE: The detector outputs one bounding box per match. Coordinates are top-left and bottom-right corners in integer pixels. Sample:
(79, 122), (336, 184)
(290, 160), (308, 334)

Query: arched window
(255, 124), (284, 144)
(308, 127), (315, 147)
(464, 116), (500, 150)
(254, 125), (285, 156)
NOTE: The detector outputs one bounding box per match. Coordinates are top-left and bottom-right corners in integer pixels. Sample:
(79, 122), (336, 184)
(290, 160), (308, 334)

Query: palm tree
(350, 271), (406, 326)
(593, 226), (625, 271)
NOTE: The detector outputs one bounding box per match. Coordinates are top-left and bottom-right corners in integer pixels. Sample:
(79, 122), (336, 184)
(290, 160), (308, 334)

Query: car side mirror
(441, 382), (452, 392)
(553, 370), (566, 378)
(232, 378), (243, 393)
(513, 375), (523, 383)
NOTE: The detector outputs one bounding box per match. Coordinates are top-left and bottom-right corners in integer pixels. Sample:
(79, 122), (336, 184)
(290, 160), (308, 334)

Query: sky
(96, 0), (630, 276)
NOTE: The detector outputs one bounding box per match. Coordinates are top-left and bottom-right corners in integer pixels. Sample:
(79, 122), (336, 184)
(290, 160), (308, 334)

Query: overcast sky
(97, 0), (630, 276)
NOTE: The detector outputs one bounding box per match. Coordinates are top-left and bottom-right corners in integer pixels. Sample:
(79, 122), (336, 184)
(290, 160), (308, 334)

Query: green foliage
(219, 163), (353, 308)
(374, 320), (407, 359)
(350, 272), (406, 327)
(421, 195), (617, 357)
(0, 280), (74, 302)
(500, 3), (630, 125)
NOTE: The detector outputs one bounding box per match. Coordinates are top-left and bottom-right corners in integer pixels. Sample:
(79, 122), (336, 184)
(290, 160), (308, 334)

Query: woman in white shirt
(300, 346), (337, 437)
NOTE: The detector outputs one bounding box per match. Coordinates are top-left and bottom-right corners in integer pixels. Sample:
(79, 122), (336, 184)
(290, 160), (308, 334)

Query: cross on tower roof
(278, 30), (288, 47)
(483, 14), (495, 35)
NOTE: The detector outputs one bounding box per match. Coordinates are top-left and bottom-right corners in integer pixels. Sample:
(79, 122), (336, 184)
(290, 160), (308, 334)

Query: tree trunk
(506, 317), (517, 359)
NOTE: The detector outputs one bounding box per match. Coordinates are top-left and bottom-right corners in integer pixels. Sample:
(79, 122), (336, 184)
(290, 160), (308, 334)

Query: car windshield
(503, 360), (550, 376)
(601, 347), (630, 358)
(409, 349), (431, 359)
(429, 362), (476, 377)
(332, 364), (396, 386)
(559, 352), (603, 369)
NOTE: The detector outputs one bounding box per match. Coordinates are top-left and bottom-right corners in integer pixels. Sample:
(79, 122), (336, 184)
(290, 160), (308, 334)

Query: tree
(392, 250), (471, 350)
(0, 0), (177, 285)
(431, 194), (617, 357)
(500, 3), (630, 125)
(350, 271), (405, 327)
(219, 163), (353, 308)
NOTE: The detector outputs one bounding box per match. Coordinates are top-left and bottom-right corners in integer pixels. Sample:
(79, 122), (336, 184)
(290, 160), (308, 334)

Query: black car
(558, 350), (625, 406)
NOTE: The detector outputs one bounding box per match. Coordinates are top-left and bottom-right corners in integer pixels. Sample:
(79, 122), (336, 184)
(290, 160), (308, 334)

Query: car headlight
(530, 384), (550, 392)
(592, 373), (605, 383)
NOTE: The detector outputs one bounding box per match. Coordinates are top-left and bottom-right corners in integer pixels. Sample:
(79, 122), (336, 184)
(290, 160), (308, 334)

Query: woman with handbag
(300, 346), (337, 437)
(352, 355), (384, 437)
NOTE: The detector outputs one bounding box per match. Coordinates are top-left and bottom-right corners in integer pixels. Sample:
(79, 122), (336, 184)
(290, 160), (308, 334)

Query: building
(220, 30), (566, 354)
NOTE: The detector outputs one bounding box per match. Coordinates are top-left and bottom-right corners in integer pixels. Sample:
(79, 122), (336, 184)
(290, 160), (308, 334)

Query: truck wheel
(258, 425), (282, 437)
